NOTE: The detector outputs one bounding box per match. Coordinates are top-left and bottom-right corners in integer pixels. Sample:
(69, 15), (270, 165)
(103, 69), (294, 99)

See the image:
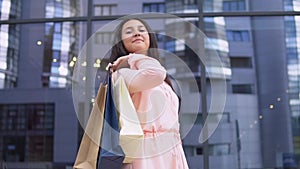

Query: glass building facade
(0, 0), (299, 168)
(285, 0), (300, 164)
(43, 0), (80, 88)
(0, 0), (21, 89)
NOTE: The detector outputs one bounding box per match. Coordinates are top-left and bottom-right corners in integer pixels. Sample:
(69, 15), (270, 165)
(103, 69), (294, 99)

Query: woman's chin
(131, 49), (148, 55)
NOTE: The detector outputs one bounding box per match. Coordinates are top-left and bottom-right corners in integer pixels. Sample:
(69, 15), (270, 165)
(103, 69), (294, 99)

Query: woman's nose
(133, 30), (141, 37)
(133, 32), (141, 37)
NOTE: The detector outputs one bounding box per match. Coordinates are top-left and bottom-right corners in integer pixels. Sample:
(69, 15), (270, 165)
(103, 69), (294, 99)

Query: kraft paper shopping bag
(74, 83), (107, 169)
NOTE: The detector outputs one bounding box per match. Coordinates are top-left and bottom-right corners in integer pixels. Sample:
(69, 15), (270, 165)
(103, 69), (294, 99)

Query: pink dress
(115, 54), (189, 169)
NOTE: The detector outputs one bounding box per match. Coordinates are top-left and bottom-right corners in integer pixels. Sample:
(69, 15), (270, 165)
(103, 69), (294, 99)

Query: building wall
(225, 15), (263, 168)
(0, 0), (297, 169)
(252, 16), (294, 167)
(0, 1), (79, 168)
(250, 1), (294, 168)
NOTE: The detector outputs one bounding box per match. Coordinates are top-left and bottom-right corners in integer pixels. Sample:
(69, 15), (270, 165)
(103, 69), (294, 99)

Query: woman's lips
(132, 39), (144, 43)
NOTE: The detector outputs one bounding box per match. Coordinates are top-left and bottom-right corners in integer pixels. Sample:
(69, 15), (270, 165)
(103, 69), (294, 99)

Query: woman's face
(121, 19), (150, 55)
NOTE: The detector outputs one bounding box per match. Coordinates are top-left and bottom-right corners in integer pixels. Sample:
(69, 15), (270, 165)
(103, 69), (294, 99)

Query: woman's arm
(116, 54), (166, 93)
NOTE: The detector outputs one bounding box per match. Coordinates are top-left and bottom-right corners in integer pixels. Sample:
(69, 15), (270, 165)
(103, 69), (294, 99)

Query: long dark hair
(109, 17), (160, 63)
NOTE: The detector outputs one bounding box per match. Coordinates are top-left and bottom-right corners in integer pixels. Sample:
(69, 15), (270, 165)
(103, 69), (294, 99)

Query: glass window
(0, 24), (20, 89)
(230, 57), (252, 68)
(233, 31), (242, 41)
(209, 113), (231, 123)
(232, 84), (255, 94)
(285, 0), (300, 11)
(94, 4), (117, 16)
(223, 1), (230, 11)
(54, 23), (62, 33)
(231, 1), (238, 11)
(3, 136), (25, 162)
(143, 5), (150, 12)
(226, 30), (250, 42)
(42, 22), (83, 88)
(0, 103), (54, 162)
(27, 136), (53, 161)
(204, 0), (246, 12)
(15, 0), (86, 19)
(238, 1), (245, 10)
(209, 144), (230, 155)
(159, 3), (165, 12)
(226, 30), (233, 41)
(194, 144), (230, 156)
(0, 0), (21, 20)
(196, 147), (203, 155)
(156, 31), (166, 42)
(143, 3), (165, 12)
(241, 31), (250, 41)
(94, 32), (113, 45)
(0, 103), (54, 131)
(166, 40), (175, 52)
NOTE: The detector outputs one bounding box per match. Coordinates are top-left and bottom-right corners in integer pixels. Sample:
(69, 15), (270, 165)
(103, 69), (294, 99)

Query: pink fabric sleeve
(117, 54), (166, 93)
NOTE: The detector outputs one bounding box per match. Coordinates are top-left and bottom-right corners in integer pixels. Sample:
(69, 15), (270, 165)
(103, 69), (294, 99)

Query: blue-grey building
(0, 0), (298, 169)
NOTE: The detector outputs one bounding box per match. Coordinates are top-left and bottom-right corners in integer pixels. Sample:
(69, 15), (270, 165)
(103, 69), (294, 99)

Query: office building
(0, 0), (298, 168)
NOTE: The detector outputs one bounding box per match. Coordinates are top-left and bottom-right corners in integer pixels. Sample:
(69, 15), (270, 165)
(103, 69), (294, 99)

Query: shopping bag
(73, 83), (107, 169)
(97, 73), (125, 169)
(113, 75), (144, 163)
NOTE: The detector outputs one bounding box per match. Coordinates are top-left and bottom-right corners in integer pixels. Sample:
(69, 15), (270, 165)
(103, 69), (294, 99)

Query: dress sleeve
(116, 54), (166, 93)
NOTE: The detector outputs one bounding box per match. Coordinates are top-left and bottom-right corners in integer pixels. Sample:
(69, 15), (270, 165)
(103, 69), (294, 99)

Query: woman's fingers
(114, 55), (130, 70)
(106, 63), (112, 70)
(107, 54), (133, 71)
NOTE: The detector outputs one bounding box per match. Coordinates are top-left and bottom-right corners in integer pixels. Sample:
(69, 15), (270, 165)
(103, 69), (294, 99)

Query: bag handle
(104, 65), (113, 85)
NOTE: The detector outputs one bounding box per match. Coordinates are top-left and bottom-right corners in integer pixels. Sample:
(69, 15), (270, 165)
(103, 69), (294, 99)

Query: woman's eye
(139, 29), (146, 32)
(125, 31), (132, 34)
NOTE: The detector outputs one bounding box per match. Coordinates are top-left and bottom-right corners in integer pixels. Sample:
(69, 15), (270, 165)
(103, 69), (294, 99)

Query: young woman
(108, 17), (189, 169)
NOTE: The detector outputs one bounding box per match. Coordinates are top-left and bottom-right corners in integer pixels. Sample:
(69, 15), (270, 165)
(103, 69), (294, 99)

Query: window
(28, 136), (53, 161)
(0, 103), (54, 162)
(143, 3), (165, 12)
(294, 136), (300, 154)
(209, 113), (229, 124)
(184, 0), (197, 5)
(182, 146), (194, 156)
(223, 0), (246, 11)
(0, 103), (54, 131)
(196, 147), (203, 155)
(0, 23), (20, 89)
(189, 78), (212, 93)
(222, 112), (231, 123)
(166, 40), (176, 52)
(43, 22), (79, 88)
(226, 30), (250, 42)
(209, 144), (230, 155)
(208, 112), (231, 123)
(156, 31), (166, 42)
(95, 32), (113, 45)
(195, 143), (230, 156)
(230, 57), (253, 68)
(180, 112), (230, 127)
(94, 4), (117, 16)
(232, 84), (255, 94)
(3, 136), (25, 162)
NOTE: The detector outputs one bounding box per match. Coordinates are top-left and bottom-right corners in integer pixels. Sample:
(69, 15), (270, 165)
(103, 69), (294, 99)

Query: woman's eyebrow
(123, 26), (133, 30)
(138, 25), (146, 29)
(123, 25), (145, 30)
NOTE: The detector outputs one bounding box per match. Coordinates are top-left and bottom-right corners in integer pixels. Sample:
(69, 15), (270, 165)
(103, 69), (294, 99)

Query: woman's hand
(107, 54), (132, 72)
